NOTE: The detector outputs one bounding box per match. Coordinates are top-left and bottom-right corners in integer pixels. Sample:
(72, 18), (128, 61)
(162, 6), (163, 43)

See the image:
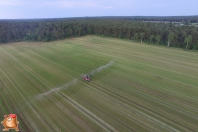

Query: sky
(0, 0), (197, 19)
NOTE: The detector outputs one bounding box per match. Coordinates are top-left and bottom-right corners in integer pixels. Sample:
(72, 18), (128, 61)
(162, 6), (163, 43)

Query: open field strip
(0, 35), (198, 131)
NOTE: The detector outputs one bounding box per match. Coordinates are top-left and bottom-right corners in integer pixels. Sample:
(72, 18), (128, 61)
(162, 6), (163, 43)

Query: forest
(0, 16), (198, 50)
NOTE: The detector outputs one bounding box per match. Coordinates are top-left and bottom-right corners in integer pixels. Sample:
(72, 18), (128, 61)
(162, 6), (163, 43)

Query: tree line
(108, 16), (198, 23)
(0, 17), (198, 50)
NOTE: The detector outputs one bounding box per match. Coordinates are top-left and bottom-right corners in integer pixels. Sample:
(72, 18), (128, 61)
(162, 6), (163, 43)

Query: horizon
(1, 15), (198, 20)
(0, 0), (198, 19)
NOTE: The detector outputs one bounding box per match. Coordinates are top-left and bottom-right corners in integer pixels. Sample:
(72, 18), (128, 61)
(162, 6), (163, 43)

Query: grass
(0, 35), (198, 132)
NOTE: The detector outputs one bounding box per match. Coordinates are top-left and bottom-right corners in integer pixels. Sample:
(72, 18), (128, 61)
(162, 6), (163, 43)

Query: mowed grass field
(0, 35), (198, 132)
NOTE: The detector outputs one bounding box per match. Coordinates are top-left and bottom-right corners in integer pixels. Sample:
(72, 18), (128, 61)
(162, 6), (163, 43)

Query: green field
(0, 35), (198, 132)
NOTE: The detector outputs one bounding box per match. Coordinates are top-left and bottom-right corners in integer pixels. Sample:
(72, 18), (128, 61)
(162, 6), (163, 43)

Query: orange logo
(1, 114), (19, 131)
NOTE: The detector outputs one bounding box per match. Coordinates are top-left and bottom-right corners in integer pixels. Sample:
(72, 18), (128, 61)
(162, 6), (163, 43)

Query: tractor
(83, 74), (91, 82)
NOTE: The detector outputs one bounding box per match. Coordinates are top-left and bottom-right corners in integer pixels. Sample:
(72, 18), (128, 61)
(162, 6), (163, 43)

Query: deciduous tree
(184, 35), (192, 49)
(149, 35), (155, 43)
(140, 32), (145, 43)
(134, 33), (139, 41)
(156, 35), (161, 44)
(168, 32), (175, 47)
